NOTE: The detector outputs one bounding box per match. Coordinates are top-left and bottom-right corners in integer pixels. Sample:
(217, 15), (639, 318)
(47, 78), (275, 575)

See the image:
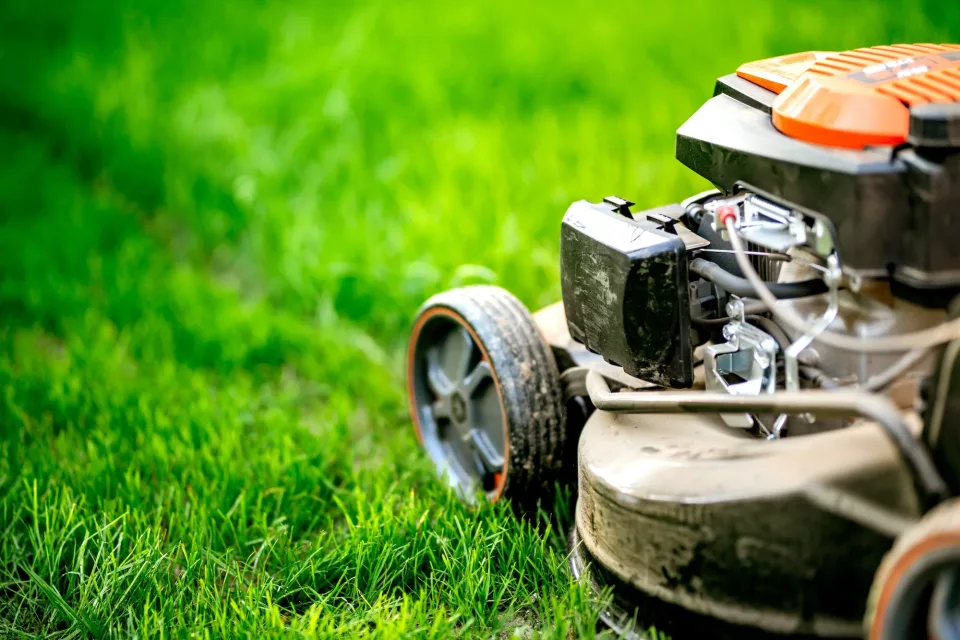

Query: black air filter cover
(560, 200), (693, 388)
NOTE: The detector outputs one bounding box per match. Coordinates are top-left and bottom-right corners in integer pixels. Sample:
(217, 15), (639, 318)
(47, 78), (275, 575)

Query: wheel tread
(411, 285), (567, 505)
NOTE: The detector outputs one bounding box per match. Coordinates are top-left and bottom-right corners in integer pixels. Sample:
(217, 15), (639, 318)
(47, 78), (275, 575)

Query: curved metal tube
(584, 370), (948, 504)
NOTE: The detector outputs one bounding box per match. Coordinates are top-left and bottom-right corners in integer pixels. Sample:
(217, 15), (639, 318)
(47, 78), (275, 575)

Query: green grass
(2, 0), (960, 637)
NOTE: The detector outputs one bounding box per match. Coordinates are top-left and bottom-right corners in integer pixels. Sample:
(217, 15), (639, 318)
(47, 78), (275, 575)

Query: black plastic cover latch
(646, 211), (679, 233)
(909, 103), (960, 149)
(602, 195), (635, 218)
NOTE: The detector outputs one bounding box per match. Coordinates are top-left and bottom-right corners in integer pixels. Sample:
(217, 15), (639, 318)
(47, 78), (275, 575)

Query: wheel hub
(450, 392), (468, 424)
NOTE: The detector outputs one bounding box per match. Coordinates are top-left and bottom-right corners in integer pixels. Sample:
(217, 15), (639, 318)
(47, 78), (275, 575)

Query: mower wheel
(866, 498), (960, 639)
(407, 285), (566, 506)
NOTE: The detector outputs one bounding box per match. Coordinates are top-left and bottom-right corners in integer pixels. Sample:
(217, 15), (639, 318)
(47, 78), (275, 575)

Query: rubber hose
(690, 257), (828, 300)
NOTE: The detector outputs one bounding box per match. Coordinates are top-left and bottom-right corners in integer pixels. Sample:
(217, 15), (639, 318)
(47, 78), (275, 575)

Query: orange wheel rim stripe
(869, 532), (960, 639)
(406, 306), (510, 501)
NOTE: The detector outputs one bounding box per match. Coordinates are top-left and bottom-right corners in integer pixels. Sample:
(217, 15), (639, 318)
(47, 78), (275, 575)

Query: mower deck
(574, 407), (922, 637)
(569, 525), (831, 640)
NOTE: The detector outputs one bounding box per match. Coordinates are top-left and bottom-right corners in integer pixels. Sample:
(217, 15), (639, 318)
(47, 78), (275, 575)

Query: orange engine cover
(737, 44), (960, 149)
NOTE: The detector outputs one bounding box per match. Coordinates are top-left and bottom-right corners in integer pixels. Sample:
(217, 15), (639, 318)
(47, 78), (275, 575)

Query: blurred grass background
(2, 0), (960, 637)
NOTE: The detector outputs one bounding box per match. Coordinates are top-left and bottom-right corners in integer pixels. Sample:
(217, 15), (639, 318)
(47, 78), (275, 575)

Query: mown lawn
(2, 0), (959, 637)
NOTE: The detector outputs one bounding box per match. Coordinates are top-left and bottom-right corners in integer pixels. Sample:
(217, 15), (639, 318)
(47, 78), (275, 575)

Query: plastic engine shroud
(675, 43), (960, 298)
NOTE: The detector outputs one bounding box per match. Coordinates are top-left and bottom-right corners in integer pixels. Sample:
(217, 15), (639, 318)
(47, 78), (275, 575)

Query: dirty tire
(866, 498), (960, 639)
(407, 285), (566, 507)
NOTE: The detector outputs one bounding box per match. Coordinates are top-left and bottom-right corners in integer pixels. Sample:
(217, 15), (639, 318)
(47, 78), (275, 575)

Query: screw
(824, 254), (842, 289)
(722, 323), (739, 341)
(725, 299), (744, 319)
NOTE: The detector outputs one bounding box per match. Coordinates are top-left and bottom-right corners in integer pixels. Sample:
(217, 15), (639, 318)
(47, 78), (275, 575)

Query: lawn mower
(406, 43), (960, 639)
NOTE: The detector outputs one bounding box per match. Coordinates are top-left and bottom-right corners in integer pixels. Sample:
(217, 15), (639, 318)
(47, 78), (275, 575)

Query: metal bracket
(704, 193), (835, 258)
(704, 306), (780, 429)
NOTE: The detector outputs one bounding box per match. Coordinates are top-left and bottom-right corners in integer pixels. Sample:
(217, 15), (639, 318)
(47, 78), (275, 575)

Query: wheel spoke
(462, 360), (492, 398)
(426, 347), (453, 397)
(440, 440), (477, 492)
(442, 327), (475, 383)
(468, 428), (505, 471)
(431, 398), (450, 421)
(471, 383), (506, 458)
(930, 566), (960, 639)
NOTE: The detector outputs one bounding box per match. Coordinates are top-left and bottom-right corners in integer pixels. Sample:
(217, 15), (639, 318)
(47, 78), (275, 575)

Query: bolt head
(722, 323), (738, 341)
(823, 254), (842, 288)
(451, 393), (467, 423)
